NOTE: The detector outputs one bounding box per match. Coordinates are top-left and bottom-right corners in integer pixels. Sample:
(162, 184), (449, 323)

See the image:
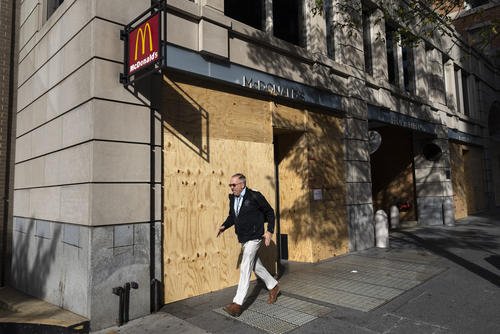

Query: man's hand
(216, 226), (225, 237)
(263, 231), (273, 246)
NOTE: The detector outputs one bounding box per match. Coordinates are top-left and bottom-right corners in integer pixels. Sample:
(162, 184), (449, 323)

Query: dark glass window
(47, 0), (64, 19)
(385, 24), (397, 85)
(462, 71), (470, 116)
(454, 66), (462, 113)
(363, 8), (373, 75)
(402, 45), (414, 93)
(467, 0), (488, 8)
(224, 0), (263, 30)
(273, 0), (302, 46)
(325, 1), (335, 59)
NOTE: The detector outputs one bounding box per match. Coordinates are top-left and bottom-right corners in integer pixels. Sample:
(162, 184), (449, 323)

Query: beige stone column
(414, 43), (428, 98)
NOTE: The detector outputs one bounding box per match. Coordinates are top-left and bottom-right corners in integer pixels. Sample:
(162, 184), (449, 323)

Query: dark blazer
(222, 188), (275, 243)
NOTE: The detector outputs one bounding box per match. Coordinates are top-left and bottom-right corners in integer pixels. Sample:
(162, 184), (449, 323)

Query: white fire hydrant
(374, 210), (389, 248)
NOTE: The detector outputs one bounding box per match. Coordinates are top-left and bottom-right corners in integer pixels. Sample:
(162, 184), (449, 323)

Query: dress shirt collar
(237, 187), (247, 199)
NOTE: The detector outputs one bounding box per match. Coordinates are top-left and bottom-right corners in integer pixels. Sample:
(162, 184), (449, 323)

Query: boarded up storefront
(450, 142), (487, 219)
(158, 73), (347, 303)
(160, 74), (276, 303)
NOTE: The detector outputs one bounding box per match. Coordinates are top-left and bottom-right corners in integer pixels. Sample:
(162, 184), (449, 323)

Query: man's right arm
(218, 204), (234, 237)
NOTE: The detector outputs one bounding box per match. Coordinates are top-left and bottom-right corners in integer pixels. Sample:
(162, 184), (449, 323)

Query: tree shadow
(5, 218), (89, 331)
(397, 227), (500, 287)
(128, 72), (210, 162)
(273, 104), (348, 262)
(10, 219), (61, 299)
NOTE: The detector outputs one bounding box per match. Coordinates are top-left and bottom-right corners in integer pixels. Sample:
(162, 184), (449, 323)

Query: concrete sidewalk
(0, 286), (89, 333)
(93, 210), (500, 334)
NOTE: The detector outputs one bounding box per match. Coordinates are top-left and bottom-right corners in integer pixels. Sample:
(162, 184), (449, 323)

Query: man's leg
(254, 257), (277, 290)
(254, 257), (280, 304)
(233, 239), (260, 305)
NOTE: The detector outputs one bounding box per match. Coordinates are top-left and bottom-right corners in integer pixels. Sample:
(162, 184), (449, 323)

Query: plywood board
(272, 102), (307, 131)
(464, 146), (487, 214)
(307, 110), (348, 260)
(450, 143), (487, 218)
(275, 106), (348, 263)
(276, 132), (313, 262)
(492, 142), (500, 206)
(161, 75), (276, 303)
(160, 74), (272, 143)
(450, 142), (467, 219)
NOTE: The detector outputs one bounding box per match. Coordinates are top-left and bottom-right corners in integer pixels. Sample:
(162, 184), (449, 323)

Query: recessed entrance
(369, 125), (417, 221)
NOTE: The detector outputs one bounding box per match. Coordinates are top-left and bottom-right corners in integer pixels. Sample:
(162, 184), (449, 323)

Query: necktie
(235, 197), (241, 216)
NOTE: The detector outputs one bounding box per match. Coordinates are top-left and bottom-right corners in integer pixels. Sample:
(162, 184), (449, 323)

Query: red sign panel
(128, 13), (160, 75)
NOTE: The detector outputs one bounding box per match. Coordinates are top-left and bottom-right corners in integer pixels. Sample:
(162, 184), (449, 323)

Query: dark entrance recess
(370, 125), (417, 221)
(224, 0), (263, 30)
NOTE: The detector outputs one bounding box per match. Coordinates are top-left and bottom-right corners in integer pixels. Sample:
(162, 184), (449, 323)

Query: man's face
(229, 177), (245, 196)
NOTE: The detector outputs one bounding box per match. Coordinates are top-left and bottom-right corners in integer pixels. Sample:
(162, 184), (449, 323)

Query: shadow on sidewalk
(396, 230), (500, 288)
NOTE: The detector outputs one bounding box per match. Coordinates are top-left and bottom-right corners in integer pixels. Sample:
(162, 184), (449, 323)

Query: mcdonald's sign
(128, 13), (160, 75)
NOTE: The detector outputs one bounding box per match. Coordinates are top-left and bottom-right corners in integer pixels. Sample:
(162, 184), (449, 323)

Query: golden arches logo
(134, 22), (153, 61)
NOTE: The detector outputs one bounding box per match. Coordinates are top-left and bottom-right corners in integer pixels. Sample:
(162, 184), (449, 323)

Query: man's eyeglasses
(229, 182), (243, 188)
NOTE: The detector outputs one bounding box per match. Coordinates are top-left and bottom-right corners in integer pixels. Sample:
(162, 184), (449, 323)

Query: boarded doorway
(450, 142), (487, 219)
(272, 103), (348, 263)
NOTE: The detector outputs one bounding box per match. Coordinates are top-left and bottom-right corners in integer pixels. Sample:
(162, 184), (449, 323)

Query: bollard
(374, 210), (389, 248)
(390, 205), (399, 229)
(443, 197), (455, 226)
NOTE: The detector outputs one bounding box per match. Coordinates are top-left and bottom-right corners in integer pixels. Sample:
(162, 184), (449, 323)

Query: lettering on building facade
(242, 76), (305, 100)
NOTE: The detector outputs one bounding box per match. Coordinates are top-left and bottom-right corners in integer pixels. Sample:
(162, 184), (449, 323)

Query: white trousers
(233, 239), (278, 305)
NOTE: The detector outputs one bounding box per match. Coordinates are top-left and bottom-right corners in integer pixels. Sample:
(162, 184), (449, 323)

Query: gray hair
(232, 173), (246, 185)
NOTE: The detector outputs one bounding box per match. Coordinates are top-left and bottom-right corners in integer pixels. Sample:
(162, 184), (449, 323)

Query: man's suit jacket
(222, 188), (275, 243)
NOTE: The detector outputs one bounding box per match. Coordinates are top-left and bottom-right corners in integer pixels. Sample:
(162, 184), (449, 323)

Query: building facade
(11, 0), (500, 330)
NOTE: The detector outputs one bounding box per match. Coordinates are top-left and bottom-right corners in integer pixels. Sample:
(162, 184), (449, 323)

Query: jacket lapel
(238, 189), (250, 215)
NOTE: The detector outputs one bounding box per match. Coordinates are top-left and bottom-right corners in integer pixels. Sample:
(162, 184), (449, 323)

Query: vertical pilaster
(395, 33), (404, 89)
(413, 129), (453, 225)
(414, 43), (428, 98)
(304, 0), (327, 55)
(343, 98), (374, 251)
(444, 59), (457, 111)
(334, 0), (364, 71)
(264, 0), (273, 34)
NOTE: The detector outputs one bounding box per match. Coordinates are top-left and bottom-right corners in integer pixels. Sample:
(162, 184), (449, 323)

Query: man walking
(217, 173), (280, 317)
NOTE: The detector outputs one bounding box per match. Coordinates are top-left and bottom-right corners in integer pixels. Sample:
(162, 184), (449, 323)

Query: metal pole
(1, 0), (18, 287)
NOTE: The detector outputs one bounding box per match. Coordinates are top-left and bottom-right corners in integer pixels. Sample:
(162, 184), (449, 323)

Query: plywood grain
(161, 75), (276, 303)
